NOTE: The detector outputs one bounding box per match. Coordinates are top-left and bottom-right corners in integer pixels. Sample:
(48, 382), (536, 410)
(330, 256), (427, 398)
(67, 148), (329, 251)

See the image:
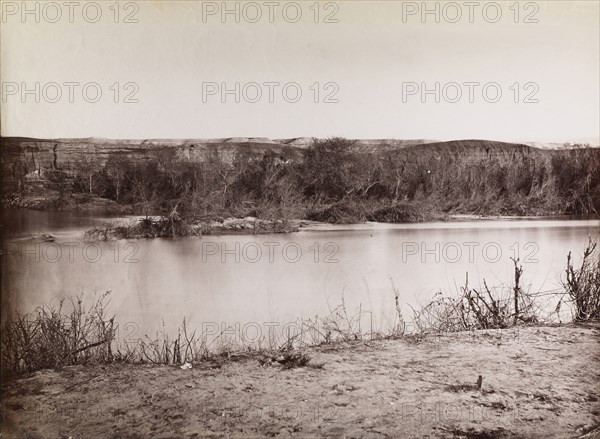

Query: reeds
(1, 292), (115, 379)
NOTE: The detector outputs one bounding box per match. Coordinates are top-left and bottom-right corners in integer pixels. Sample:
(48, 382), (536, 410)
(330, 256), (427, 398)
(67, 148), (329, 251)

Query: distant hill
(0, 136), (593, 194)
(2, 136), (599, 217)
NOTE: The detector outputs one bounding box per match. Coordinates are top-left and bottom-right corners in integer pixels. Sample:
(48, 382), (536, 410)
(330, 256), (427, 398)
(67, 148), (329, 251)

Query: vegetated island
(2, 136), (599, 238)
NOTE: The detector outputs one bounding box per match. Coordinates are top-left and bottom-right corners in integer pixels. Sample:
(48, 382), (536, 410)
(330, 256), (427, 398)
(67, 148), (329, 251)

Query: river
(1, 209), (598, 346)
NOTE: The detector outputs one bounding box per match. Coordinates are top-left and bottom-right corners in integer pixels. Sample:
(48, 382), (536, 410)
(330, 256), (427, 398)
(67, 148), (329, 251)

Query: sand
(2, 324), (599, 439)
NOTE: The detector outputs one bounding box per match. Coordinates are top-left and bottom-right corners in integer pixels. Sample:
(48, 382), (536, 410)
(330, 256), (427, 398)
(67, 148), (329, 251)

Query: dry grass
(1, 292), (115, 379)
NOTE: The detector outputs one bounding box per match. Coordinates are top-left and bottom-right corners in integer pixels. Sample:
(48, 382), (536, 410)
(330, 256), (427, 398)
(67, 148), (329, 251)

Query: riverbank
(2, 192), (577, 224)
(82, 214), (600, 240)
(1, 324), (599, 439)
(2, 193), (134, 214)
(6, 195), (593, 241)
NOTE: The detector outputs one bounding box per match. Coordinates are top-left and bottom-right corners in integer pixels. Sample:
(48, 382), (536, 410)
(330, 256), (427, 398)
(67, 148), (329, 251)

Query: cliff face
(1, 137), (305, 193)
(399, 139), (550, 164)
(0, 136), (560, 195)
(1, 137), (301, 175)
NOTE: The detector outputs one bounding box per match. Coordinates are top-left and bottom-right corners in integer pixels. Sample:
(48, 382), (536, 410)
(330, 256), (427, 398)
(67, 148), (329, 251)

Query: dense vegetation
(7, 138), (600, 222)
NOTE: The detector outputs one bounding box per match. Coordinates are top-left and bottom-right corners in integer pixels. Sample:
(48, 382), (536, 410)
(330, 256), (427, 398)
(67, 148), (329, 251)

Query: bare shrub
(305, 199), (367, 224)
(563, 240), (600, 321)
(409, 259), (538, 334)
(367, 202), (426, 223)
(1, 292), (115, 379)
(84, 214), (199, 241)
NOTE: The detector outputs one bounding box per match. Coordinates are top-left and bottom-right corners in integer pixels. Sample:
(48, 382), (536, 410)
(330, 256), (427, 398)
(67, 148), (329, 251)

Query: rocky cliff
(1, 137), (305, 194)
(0, 136), (568, 195)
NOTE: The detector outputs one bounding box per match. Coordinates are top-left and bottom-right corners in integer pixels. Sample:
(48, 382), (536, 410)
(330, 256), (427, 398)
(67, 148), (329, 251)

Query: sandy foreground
(1, 325), (599, 439)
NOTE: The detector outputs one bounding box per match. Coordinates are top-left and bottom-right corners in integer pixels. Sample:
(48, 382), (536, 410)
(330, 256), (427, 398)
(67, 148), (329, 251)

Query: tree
(301, 137), (357, 201)
(78, 157), (96, 195)
(104, 154), (132, 202)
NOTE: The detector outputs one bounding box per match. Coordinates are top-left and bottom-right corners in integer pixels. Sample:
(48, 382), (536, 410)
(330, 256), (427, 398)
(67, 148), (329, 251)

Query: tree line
(17, 138), (600, 222)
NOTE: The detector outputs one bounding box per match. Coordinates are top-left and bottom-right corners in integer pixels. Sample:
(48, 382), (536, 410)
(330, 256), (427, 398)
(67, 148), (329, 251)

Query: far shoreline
(3, 205), (600, 242)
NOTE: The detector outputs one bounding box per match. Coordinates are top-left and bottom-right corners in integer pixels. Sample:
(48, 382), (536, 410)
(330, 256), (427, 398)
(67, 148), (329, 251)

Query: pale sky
(1, 0), (599, 143)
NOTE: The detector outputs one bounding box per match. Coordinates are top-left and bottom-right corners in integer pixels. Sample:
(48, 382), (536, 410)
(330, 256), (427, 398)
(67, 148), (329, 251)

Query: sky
(1, 0), (599, 143)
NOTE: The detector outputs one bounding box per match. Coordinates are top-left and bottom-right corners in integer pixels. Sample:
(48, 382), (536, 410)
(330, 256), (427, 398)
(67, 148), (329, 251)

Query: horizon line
(2, 135), (599, 146)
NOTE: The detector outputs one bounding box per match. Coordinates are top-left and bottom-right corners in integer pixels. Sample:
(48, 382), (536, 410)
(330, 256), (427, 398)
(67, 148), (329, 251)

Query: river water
(1, 209), (598, 345)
